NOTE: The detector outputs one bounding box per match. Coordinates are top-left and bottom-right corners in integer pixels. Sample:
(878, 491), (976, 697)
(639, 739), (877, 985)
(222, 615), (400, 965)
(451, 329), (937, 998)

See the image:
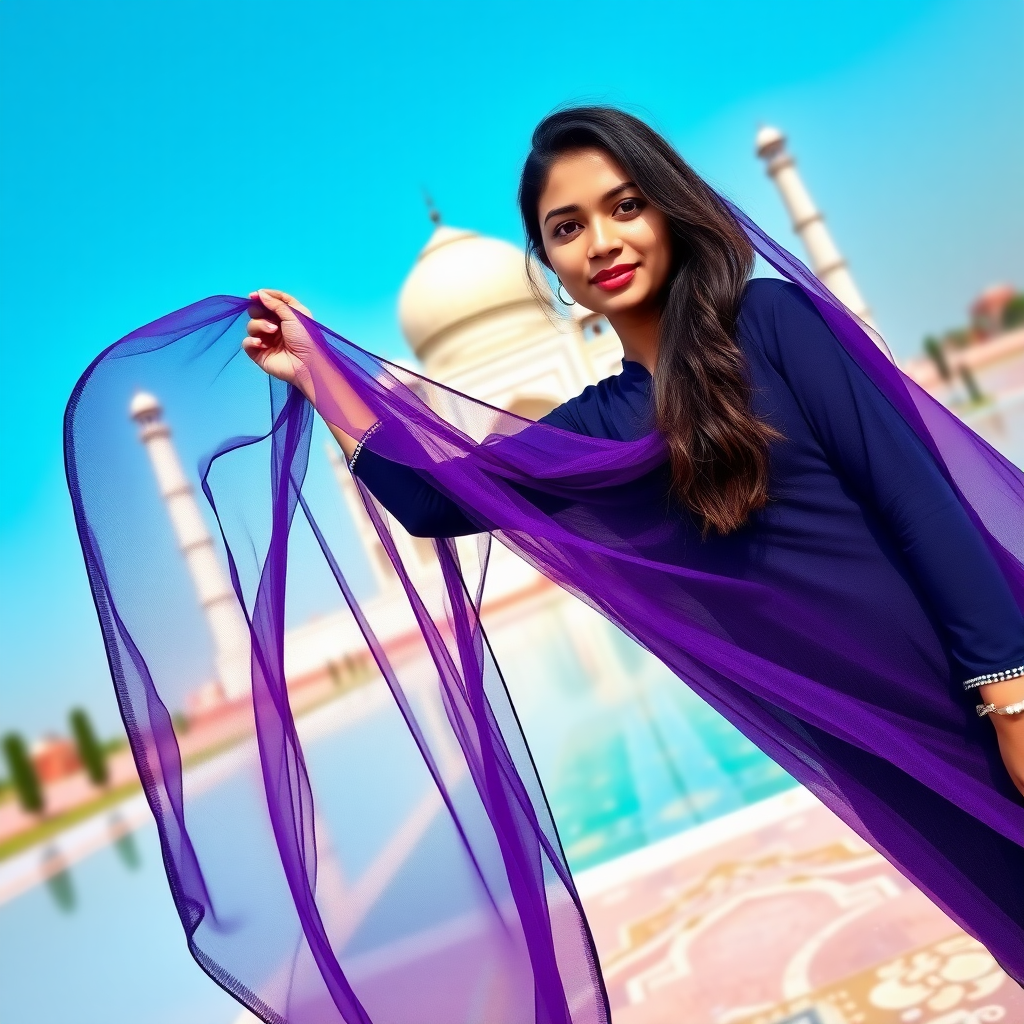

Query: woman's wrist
(291, 361), (317, 405)
(978, 674), (1024, 717)
(347, 421), (383, 472)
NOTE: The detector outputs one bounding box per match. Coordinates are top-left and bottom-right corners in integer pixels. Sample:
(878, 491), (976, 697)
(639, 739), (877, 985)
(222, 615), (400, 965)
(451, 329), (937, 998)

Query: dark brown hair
(518, 106), (784, 537)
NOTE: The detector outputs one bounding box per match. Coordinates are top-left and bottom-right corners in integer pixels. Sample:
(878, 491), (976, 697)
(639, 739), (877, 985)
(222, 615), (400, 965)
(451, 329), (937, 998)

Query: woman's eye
(553, 220), (580, 239)
(617, 198), (643, 216)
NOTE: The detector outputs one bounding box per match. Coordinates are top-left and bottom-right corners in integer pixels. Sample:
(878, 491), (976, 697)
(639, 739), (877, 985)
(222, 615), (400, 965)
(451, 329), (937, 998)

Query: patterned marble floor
(576, 788), (1023, 1024)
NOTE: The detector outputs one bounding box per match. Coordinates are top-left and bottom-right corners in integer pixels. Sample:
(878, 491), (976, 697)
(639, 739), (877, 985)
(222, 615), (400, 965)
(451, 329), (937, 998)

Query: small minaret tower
(325, 442), (398, 592)
(129, 392), (251, 701)
(755, 125), (874, 328)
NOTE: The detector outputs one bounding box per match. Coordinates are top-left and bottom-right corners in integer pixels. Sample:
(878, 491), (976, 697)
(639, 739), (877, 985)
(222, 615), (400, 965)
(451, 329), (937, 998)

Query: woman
(233, 107), (1024, 997)
(66, 107), (1024, 1021)
(246, 107), (1024, 790)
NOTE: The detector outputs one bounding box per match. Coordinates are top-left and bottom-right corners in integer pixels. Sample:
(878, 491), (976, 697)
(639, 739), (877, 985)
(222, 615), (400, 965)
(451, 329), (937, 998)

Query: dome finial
(422, 187), (442, 226)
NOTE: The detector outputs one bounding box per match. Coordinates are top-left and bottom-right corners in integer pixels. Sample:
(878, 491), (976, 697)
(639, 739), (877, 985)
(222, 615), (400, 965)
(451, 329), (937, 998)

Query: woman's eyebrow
(604, 181), (638, 200)
(542, 182), (640, 226)
(543, 203), (579, 225)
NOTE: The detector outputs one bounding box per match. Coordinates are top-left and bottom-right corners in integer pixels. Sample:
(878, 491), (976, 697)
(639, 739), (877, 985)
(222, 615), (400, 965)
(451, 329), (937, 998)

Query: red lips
(591, 263), (639, 284)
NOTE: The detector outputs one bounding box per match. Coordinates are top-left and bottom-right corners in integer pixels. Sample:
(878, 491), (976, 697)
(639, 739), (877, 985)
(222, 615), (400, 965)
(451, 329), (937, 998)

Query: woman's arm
(344, 403), (582, 537)
(245, 290), (586, 537)
(247, 289), (568, 539)
(764, 282), (1024, 792)
(245, 289), (376, 458)
(348, 441), (485, 538)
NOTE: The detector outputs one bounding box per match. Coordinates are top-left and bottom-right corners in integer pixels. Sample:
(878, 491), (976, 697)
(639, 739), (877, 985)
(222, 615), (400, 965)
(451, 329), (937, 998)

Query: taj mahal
(129, 191), (635, 713)
(130, 125), (881, 718)
(10, 126), (1024, 1024)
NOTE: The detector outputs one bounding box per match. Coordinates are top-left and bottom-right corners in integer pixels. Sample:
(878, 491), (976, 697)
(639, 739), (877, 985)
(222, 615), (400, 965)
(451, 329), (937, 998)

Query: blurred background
(1, 1), (1023, 1022)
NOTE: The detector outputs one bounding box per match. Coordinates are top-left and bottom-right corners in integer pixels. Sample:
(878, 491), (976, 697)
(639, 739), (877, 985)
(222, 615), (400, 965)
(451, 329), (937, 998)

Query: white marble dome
(398, 224), (545, 358)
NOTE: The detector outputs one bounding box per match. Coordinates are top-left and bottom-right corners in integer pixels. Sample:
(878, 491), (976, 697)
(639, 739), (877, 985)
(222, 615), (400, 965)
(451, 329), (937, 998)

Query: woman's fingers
(256, 288), (300, 322)
(248, 289), (312, 318)
(241, 337), (267, 364)
(260, 288), (307, 312)
(246, 317), (279, 338)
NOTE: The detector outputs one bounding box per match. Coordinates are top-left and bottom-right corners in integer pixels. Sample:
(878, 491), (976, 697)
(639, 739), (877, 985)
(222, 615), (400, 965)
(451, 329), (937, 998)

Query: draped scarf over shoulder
(64, 201), (1024, 1023)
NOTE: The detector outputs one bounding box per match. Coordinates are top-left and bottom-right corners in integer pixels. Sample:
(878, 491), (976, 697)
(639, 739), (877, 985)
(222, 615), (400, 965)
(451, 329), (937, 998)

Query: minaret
(325, 442), (436, 588)
(129, 392), (251, 701)
(755, 125), (874, 328)
(325, 442), (398, 592)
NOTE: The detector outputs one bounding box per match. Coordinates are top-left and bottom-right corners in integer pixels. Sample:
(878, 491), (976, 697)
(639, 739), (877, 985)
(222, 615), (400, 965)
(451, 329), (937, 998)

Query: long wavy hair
(518, 106), (784, 537)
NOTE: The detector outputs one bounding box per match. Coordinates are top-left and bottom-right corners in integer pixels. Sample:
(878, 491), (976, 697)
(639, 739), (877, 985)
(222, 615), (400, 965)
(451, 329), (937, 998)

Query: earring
(556, 279), (577, 306)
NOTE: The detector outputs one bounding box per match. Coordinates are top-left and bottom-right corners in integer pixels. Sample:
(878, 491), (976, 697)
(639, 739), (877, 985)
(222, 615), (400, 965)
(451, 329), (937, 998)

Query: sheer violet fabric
(64, 203), (1024, 1023)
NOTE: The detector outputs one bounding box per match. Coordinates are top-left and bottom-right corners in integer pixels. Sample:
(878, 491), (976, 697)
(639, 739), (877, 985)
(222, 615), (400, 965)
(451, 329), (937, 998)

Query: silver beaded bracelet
(347, 420), (383, 473)
(962, 662), (1024, 691)
(977, 698), (1024, 718)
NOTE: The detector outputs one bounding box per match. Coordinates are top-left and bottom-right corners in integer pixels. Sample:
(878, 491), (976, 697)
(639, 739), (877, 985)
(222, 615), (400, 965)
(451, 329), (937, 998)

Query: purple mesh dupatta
(64, 202), (1024, 1022)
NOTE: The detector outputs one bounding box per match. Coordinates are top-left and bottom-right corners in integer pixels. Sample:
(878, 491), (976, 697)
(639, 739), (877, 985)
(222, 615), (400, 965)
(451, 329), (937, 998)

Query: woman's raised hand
(243, 288), (378, 457)
(243, 289), (320, 401)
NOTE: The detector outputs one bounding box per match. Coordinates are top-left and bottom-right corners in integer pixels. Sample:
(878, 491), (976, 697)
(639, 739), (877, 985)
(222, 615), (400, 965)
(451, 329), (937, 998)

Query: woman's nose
(588, 219), (622, 259)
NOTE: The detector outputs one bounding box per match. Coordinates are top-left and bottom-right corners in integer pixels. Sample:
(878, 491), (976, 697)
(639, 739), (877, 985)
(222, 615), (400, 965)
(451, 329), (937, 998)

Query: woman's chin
(586, 287), (653, 319)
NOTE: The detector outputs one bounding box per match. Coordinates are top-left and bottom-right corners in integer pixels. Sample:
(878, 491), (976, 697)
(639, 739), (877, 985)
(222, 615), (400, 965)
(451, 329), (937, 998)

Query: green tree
(70, 708), (109, 786)
(1003, 293), (1024, 330)
(960, 366), (986, 405)
(2, 733), (43, 814)
(923, 336), (951, 381)
(944, 327), (972, 350)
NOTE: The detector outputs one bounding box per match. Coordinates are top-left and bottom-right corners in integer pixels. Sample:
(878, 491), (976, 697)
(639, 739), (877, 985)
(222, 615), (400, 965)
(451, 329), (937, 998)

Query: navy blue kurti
(354, 278), (1024, 690)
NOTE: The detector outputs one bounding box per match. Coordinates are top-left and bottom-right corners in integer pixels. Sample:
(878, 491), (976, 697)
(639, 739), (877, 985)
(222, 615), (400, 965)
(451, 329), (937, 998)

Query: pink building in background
(904, 324), (1024, 405)
(29, 736), (80, 785)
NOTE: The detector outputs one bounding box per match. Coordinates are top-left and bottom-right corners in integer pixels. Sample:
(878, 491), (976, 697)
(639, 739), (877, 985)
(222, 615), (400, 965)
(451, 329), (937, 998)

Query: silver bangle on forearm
(963, 662), (1024, 691)
(977, 698), (1024, 718)
(347, 420), (383, 473)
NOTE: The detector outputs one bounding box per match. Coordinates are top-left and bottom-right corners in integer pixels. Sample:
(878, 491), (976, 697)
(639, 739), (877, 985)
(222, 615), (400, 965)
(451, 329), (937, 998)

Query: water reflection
(109, 814), (141, 871)
(41, 848), (76, 913)
(2, 398), (1019, 1024)
(1, 822), (244, 1024)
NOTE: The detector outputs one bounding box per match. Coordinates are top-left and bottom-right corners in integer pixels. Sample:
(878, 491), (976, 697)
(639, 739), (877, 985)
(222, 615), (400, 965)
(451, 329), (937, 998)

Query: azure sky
(1, 0), (1022, 738)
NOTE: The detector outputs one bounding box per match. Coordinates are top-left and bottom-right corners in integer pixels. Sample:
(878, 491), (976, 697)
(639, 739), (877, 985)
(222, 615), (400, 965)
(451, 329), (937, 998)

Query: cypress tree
(70, 708), (109, 787)
(923, 336), (951, 381)
(960, 365), (986, 405)
(2, 732), (44, 814)
(1004, 293), (1024, 330)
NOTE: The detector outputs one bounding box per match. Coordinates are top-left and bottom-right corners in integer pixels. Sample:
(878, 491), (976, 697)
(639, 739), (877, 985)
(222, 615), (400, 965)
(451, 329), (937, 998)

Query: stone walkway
(575, 788), (1023, 1024)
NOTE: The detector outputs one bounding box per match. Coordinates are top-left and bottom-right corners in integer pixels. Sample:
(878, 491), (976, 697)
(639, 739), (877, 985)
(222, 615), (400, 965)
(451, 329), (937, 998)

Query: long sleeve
(763, 281), (1024, 687)
(350, 403), (582, 538)
(351, 446), (484, 537)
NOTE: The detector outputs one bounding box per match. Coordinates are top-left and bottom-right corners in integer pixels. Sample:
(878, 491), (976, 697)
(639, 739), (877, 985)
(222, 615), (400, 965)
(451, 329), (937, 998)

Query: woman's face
(537, 147), (673, 318)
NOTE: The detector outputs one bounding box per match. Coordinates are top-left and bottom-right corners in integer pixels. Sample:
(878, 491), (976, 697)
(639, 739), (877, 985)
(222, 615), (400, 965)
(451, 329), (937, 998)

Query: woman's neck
(607, 304), (661, 374)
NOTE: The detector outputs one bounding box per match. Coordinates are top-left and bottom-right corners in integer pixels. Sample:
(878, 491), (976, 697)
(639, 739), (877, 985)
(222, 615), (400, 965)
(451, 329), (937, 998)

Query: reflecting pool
(0, 604), (794, 1024)
(3, 393), (1020, 1024)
